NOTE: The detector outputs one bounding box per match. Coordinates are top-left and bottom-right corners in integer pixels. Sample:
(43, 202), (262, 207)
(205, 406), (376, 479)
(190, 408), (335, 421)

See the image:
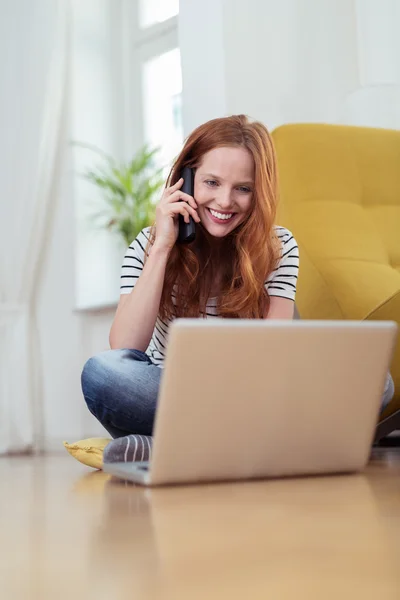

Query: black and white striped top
(120, 226), (299, 367)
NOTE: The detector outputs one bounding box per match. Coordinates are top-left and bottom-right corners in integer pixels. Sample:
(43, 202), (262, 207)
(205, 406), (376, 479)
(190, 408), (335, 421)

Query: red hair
(147, 114), (280, 319)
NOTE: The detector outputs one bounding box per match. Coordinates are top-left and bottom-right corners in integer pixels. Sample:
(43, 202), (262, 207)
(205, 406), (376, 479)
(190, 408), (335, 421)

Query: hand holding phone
(153, 168), (199, 253)
(178, 167), (196, 244)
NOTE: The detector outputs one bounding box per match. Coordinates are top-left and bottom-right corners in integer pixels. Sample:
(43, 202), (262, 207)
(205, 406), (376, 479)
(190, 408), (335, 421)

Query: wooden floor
(1, 450), (400, 600)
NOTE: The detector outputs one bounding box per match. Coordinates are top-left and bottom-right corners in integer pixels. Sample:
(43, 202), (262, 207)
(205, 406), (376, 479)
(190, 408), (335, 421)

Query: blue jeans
(81, 349), (395, 439)
(81, 349), (162, 438)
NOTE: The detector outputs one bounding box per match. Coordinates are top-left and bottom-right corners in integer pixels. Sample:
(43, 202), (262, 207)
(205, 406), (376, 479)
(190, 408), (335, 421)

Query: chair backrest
(272, 123), (400, 320)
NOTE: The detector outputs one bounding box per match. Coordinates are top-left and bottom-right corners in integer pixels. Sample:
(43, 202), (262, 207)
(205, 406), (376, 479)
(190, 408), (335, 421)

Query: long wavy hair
(146, 114), (281, 320)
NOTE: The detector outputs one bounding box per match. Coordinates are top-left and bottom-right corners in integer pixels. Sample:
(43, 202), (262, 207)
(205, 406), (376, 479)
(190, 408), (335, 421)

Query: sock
(103, 435), (153, 464)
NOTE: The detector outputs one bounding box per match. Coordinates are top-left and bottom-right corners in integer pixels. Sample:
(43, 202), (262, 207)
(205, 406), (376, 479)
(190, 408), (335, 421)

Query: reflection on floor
(1, 449), (400, 600)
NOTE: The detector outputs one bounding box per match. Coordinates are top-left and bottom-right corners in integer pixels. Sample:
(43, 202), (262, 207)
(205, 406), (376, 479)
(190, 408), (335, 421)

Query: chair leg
(374, 408), (400, 444)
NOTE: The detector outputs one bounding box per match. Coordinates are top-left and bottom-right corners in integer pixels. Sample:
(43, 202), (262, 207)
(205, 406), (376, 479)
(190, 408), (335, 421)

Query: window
(73, 0), (126, 311)
(143, 48), (183, 172)
(74, 0), (182, 310)
(139, 0), (179, 29)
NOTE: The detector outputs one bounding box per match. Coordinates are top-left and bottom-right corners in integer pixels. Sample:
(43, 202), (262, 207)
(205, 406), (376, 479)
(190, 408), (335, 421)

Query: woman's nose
(215, 188), (233, 209)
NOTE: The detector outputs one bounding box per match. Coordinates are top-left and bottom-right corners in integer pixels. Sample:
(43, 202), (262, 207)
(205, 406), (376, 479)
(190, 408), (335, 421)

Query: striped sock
(103, 435), (153, 464)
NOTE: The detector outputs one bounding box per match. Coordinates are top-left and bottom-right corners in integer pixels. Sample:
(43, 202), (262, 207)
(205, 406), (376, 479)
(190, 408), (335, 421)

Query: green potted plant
(79, 143), (165, 246)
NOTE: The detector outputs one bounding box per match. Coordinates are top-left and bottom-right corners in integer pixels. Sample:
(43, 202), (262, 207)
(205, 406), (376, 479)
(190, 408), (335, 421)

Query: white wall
(223, 0), (359, 129)
(35, 145), (108, 449)
(179, 0), (400, 135)
(35, 143), (113, 449)
(179, 0), (227, 134)
(346, 0), (400, 128)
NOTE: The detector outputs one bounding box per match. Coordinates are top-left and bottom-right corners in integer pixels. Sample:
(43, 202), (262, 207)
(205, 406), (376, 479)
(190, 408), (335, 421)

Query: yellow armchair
(272, 123), (400, 421)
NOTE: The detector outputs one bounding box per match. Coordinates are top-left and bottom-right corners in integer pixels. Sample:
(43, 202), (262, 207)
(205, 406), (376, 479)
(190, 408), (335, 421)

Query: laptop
(103, 319), (397, 486)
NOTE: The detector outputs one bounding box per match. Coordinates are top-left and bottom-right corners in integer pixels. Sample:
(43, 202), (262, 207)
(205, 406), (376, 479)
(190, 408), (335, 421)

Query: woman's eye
(205, 180), (218, 187)
(237, 186), (251, 193)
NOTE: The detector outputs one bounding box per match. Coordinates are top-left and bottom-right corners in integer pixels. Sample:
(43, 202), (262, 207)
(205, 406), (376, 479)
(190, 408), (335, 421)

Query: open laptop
(103, 319), (397, 486)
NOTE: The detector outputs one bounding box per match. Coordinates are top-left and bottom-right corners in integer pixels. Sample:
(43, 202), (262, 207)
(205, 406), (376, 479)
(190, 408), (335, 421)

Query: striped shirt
(120, 226), (299, 367)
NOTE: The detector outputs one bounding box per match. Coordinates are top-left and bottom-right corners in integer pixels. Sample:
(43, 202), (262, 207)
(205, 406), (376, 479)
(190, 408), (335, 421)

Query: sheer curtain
(0, 0), (69, 453)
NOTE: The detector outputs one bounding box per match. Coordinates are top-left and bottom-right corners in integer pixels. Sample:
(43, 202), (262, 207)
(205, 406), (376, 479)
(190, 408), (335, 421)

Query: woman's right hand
(153, 178), (200, 252)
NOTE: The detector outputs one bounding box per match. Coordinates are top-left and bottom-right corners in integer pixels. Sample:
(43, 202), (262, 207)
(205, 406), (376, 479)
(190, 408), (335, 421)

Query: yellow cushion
(63, 437), (112, 470)
(272, 123), (400, 417)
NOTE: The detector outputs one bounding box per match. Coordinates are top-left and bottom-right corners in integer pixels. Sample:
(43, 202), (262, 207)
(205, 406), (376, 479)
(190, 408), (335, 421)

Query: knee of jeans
(81, 349), (124, 413)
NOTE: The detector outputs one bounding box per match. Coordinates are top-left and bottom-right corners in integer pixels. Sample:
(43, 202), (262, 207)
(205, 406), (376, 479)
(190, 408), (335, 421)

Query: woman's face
(194, 146), (255, 238)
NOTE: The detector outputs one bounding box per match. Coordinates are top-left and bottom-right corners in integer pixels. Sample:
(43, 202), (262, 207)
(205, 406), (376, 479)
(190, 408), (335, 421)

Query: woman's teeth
(209, 208), (234, 221)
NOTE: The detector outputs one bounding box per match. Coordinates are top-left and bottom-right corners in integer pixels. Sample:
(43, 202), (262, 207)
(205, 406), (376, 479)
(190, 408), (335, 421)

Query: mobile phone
(177, 166), (196, 244)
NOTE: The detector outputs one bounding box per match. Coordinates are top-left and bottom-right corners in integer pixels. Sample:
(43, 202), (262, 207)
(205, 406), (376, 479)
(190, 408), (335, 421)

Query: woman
(81, 115), (298, 459)
(81, 114), (392, 462)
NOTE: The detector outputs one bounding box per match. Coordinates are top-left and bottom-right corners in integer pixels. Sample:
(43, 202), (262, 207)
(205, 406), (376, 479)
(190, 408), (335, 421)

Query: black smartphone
(177, 166), (196, 244)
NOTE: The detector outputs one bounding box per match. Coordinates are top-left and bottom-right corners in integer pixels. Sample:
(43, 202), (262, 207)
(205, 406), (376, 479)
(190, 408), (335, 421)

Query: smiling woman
(81, 115), (299, 441)
(147, 114), (297, 324)
(194, 146), (254, 235)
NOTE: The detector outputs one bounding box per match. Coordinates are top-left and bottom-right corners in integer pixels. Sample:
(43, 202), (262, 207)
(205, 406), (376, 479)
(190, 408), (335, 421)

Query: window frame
(120, 1), (179, 159)
(74, 0), (179, 311)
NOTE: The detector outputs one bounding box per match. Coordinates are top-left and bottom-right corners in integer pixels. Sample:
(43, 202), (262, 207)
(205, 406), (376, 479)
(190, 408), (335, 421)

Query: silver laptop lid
(148, 320), (397, 485)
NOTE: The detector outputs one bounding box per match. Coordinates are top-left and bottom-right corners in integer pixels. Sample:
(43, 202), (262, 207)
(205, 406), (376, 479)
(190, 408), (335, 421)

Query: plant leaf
(77, 143), (165, 247)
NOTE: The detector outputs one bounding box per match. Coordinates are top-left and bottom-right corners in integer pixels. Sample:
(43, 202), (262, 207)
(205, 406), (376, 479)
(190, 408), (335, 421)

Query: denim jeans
(81, 349), (162, 438)
(81, 348), (395, 439)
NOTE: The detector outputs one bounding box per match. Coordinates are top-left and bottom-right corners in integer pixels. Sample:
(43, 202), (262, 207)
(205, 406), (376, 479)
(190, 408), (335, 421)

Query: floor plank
(1, 450), (400, 600)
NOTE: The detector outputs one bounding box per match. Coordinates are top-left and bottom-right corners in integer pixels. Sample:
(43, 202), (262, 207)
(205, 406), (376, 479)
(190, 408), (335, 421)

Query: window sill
(73, 302), (117, 315)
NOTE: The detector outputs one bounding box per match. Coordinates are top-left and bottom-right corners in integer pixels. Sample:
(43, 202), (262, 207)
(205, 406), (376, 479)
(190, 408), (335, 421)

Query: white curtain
(0, 0), (69, 453)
